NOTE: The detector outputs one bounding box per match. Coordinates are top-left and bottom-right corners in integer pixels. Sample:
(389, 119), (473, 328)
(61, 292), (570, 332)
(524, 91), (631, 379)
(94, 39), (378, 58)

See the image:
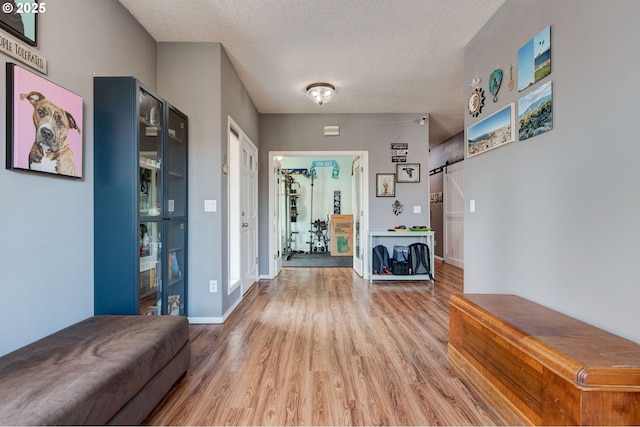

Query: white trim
(188, 317), (225, 324)
(227, 117), (242, 293)
(228, 279), (241, 294)
(227, 116), (259, 295)
(188, 293), (243, 324)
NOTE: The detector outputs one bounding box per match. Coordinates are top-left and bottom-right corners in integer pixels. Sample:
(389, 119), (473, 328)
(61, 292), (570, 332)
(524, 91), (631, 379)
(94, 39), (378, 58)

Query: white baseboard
(188, 316), (224, 324)
(188, 295), (243, 324)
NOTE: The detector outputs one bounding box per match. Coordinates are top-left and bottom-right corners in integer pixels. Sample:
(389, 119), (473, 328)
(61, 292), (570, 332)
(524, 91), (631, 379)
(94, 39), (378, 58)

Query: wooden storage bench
(448, 293), (640, 426)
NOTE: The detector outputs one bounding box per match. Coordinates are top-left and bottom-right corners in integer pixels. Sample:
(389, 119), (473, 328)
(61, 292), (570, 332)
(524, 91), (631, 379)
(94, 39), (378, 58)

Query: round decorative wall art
(468, 88), (485, 117)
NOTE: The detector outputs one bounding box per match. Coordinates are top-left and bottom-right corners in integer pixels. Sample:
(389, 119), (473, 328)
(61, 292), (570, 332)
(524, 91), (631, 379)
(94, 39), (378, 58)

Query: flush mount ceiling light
(306, 83), (335, 105)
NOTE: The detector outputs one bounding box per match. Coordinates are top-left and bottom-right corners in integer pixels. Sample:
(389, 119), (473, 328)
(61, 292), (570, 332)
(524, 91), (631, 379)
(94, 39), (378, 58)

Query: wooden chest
(448, 293), (640, 425)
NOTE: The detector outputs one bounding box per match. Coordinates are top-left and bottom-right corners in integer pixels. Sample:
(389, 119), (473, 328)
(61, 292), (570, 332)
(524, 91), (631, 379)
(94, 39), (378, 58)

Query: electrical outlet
(209, 280), (217, 293)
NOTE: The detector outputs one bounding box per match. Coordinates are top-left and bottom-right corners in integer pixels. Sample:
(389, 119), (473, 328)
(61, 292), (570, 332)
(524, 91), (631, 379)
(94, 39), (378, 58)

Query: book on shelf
(168, 252), (181, 279)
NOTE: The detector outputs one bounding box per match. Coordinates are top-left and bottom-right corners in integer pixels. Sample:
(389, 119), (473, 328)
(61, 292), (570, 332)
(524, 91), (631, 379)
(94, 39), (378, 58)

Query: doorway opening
(268, 151), (368, 278)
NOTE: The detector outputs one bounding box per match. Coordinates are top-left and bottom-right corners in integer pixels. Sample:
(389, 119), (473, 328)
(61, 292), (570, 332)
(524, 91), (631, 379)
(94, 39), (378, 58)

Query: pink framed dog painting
(6, 63), (83, 178)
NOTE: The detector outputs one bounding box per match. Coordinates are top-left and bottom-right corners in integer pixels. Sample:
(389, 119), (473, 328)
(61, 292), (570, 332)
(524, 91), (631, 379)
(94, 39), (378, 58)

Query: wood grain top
(451, 293), (640, 387)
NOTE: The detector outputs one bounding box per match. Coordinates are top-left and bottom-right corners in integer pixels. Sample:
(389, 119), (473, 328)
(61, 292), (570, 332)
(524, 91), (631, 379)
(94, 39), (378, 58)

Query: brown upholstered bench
(448, 293), (640, 426)
(0, 315), (190, 425)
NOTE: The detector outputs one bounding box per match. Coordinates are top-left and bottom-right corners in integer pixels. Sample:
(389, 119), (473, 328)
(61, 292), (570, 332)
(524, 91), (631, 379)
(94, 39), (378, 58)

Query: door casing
(228, 117), (258, 295)
(267, 151), (369, 279)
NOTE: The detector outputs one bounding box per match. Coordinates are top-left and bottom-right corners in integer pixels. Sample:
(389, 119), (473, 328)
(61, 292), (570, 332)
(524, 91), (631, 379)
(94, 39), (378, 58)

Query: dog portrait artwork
(6, 63), (83, 178)
(22, 91), (81, 176)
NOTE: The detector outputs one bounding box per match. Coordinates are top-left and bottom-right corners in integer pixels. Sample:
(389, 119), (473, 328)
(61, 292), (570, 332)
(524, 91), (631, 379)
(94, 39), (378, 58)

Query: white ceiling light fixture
(306, 83), (335, 105)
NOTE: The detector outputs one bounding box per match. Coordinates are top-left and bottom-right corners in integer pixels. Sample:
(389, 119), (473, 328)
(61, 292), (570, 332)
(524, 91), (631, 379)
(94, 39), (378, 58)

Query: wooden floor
(145, 262), (518, 426)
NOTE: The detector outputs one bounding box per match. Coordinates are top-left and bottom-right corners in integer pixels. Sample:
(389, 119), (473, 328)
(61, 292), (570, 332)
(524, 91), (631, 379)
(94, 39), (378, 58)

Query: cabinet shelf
(168, 277), (183, 287)
(139, 288), (158, 299)
(138, 214), (162, 221)
(140, 159), (160, 171)
(168, 134), (185, 144)
(139, 117), (161, 127)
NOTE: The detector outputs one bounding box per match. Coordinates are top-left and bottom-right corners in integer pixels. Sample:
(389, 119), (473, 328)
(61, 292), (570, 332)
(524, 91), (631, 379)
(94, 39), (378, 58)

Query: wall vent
(324, 125), (340, 136)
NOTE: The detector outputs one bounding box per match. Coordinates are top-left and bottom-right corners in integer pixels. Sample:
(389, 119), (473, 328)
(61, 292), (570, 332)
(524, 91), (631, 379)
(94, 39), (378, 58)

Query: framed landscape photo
(518, 25), (551, 92)
(518, 80), (553, 140)
(6, 63), (83, 178)
(467, 103), (516, 158)
(0, 1), (39, 46)
(376, 173), (395, 197)
(396, 163), (420, 183)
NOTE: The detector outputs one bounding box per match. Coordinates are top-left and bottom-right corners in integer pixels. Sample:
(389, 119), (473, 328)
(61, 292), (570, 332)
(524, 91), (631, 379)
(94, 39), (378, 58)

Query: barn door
(444, 161), (464, 268)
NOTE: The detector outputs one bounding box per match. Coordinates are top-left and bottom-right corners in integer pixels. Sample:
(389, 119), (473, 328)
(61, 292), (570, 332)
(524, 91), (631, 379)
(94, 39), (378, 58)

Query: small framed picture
(376, 173), (395, 197)
(0, 1), (39, 46)
(396, 163), (420, 183)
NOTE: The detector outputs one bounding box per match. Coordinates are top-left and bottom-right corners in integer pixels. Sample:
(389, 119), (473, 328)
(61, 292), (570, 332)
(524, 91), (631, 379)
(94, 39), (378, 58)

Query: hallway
(145, 262), (519, 425)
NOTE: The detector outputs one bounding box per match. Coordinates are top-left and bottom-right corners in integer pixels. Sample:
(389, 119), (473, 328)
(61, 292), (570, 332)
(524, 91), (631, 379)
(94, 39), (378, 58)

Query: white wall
(464, 0), (640, 343)
(0, 0), (157, 356)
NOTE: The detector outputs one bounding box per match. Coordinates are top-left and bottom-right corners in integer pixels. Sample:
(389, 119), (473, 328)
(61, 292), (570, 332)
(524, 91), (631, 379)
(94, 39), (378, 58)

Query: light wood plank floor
(145, 262), (518, 426)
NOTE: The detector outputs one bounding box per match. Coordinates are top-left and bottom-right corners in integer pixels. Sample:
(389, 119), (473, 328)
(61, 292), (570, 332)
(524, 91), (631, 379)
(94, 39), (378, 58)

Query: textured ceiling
(118, 0), (506, 146)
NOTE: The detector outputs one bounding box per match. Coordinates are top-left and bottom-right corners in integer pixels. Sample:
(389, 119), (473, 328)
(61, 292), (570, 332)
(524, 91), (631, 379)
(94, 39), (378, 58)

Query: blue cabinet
(94, 77), (187, 316)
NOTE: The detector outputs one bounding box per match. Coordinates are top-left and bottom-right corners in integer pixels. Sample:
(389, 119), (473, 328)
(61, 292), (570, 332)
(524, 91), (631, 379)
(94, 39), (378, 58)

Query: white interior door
(241, 137), (258, 294)
(352, 157), (364, 276)
(444, 161), (464, 268)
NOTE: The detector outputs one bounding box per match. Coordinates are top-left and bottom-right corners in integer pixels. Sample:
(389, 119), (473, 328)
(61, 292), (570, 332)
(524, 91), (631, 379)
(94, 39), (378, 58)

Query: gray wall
(0, 0), (157, 356)
(219, 47), (260, 313)
(158, 43), (259, 319)
(464, 0), (640, 343)
(259, 113), (429, 274)
(157, 42), (224, 319)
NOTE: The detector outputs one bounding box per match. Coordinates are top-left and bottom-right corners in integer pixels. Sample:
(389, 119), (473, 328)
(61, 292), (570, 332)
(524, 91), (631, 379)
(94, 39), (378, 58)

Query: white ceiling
(118, 0), (506, 146)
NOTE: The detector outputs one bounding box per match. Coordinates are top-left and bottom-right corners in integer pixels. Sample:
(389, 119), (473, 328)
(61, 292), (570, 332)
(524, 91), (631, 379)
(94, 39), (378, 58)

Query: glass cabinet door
(139, 221), (162, 315)
(138, 89), (163, 315)
(166, 221), (186, 316)
(166, 107), (187, 218)
(138, 89), (163, 218)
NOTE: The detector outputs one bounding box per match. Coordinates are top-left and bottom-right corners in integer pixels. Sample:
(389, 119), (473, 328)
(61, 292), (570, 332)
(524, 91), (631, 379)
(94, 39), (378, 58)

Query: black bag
(408, 242), (433, 280)
(392, 260), (410, 275)
(372, 244), (392, 275)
